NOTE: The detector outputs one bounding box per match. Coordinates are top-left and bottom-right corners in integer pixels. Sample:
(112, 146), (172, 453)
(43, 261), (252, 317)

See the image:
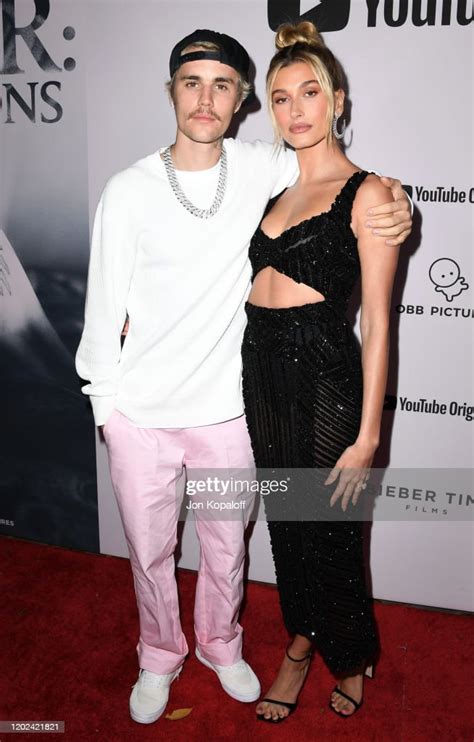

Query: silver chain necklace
(162, 144), (227, 219)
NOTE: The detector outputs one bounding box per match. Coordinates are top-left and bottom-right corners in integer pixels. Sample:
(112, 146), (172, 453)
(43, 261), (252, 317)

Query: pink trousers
(103, 409), (256, 674)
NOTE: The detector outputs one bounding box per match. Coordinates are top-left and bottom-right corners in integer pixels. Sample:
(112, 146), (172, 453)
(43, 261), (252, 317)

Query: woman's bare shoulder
(354, 172), (394, 212)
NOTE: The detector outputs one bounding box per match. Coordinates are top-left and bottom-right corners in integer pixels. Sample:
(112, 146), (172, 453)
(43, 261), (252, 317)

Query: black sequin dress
(241, 171), (379, 674)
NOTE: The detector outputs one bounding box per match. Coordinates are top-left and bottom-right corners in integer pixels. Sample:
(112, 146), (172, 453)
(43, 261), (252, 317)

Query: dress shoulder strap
(334, 171), (370, 217)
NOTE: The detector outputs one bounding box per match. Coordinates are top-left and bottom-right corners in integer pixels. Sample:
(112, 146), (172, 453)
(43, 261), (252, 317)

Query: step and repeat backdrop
(1, 1), (472, 609)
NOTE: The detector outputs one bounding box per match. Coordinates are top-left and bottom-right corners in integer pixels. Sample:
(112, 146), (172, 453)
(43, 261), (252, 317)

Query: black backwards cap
(169, 29), (254, 104)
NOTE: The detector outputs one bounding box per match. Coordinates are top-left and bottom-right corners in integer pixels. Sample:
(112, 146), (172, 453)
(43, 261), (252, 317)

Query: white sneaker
(129, 666), (182, 724)
(195, 646), (261, 702)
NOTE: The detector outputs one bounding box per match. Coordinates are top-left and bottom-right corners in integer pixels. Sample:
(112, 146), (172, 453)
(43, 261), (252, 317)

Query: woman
(241, 22), (400, 722)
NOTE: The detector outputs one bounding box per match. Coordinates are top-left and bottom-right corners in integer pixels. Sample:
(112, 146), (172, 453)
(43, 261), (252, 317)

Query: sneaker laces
(137, 669), (171, 689)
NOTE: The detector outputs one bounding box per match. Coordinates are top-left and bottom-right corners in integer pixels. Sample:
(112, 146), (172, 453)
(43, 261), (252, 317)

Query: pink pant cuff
(195, 623), (244, 666)
(137, 636), (188, 675)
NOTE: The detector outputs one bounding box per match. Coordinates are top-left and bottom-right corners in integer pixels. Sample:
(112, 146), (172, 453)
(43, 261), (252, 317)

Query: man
(76, 29), (412, 724)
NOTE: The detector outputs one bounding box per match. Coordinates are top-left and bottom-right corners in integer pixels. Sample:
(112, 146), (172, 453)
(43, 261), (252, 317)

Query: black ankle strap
(285, 646), (311, 663)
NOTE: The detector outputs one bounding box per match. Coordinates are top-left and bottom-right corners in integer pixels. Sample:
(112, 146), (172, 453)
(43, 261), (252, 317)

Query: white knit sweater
(75, 138), (298, 427)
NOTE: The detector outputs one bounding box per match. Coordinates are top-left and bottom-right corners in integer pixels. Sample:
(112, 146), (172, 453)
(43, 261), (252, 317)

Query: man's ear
(234, 98), (243, 114)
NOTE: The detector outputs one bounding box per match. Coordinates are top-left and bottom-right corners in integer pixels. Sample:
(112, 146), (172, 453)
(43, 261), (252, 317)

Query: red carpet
(1, 537), (472, 742)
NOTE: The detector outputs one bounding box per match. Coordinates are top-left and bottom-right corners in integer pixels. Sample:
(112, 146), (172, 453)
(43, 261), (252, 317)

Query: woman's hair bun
(275, 21), (325, 50)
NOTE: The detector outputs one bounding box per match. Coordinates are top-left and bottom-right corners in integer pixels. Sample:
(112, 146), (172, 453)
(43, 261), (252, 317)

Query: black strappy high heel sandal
(257, 645), (312, 723)
(329, 662), (375, 718)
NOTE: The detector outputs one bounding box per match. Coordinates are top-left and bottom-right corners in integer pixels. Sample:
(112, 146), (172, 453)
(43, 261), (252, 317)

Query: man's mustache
(188, 108), (221, 122)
